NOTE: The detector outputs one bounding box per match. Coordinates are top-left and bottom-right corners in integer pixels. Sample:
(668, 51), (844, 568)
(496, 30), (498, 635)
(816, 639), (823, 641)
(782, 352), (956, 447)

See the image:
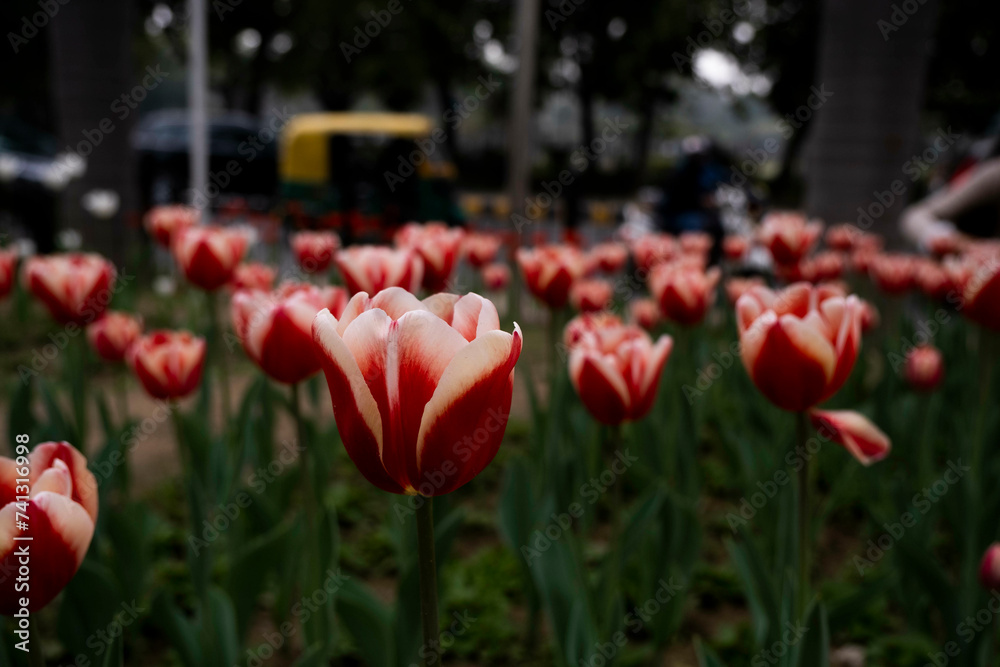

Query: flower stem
(415, 498), (439, 667)
(796, 410), (811, 618)
(290, 382), (318, 573)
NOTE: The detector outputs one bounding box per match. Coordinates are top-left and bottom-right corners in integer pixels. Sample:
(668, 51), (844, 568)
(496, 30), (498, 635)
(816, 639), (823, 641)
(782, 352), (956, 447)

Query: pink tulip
(395, 222), (465, 292)
(173, 225), (248, 291)
(291, 230), (340, 274)
(904, 344), (944, 392)
(87, 311), (142, 363)
(335, 245), (423, 295)
(481, 263), (511, 291)
(462, 232), (503, 269)
(22, 253), (116, 325)
(0, 442), (98, 613)
(725, 276), (766, 305)
(232, 283), (348, 384)
(312, 288), (522, 496)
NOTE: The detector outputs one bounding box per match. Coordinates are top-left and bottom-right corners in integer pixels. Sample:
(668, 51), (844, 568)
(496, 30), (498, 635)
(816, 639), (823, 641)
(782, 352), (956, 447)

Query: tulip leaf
(227, 518), (295, 640)
(151, 592), (201, 667)
(204, 587), (240, 667)
(726, 536), (775, 647)
(497, 455), (537, 555)
(56, 560), (124, 658)
(6, 378), (36, 449)
(336, 577), (393, 667)
(791, 601), (828, 667)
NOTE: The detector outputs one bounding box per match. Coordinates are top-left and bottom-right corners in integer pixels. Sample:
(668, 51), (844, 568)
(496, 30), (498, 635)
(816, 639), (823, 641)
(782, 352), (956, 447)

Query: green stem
(70, 334), (88, 447)
(290, 383), (318, 566)
(796, 410), (811, 618)
(416, 498), (439, 667)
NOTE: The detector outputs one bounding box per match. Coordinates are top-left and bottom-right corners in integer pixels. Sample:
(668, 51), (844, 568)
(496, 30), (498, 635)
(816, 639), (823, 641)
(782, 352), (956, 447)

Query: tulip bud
(904, 344), (944, 392)
(22, 253), (116, 325)
(87, 311), (142, 363)
(395, 222), (465, 292)
(335, 246), (423, 295)
(291, 230), (340, 274)
(312, 288), (521, 496)
(172, 226), (248, 291)
(144, 205), (198, 247)
(232, 282), (348, 384)
(0, 442), (98, 613)
(127, 330), (206, 400)
(516, 245), (588, 310)
(980, 543), (1000, 590)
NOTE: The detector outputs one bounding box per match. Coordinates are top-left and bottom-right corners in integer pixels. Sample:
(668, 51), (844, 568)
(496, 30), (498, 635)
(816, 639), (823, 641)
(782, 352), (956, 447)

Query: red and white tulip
(335, 246), (423, 295)
(127, 330), (206, 400)
(144, 205), (198, 247)
(22, 253), (116, 325)
(87, 312), (142, 363)
(291, 230), (340, 274)
(172, 225), (249, 291)
(649, 262), (720, 326)
(515, 245), (588, 310)
(759, 212), (822, 265)
(395, 222), (465, 292)
(809, 409), (891, 466)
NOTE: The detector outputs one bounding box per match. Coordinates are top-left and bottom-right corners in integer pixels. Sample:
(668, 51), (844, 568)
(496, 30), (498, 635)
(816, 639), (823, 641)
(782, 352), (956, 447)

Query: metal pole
(188, 0), (208, 218)
(506, 0), (541, 239)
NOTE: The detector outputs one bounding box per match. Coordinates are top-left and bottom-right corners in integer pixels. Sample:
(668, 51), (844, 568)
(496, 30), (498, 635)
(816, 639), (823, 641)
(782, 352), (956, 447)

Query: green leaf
(204, 587), (240, 667)
(151, 592), (201, 667)
(792, 602), (829, 667)
(336, 577), (393, 667)
(227, 519), (295, 639)
(56, 561), (124, 657)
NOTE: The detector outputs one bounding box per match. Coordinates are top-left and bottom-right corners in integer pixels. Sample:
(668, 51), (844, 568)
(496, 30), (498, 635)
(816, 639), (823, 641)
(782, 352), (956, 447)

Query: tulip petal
(810, 409), (891, 466)
(313, 309), (402, 494)
(30, 442), (98, 522)
(415, 325), (522, 495)
(633, 335), (674, 417)
(569, 348), (631, 425)
(372, 287), (425, 321)
(449, 294), (501, 341)
(748, 314), (836, 411)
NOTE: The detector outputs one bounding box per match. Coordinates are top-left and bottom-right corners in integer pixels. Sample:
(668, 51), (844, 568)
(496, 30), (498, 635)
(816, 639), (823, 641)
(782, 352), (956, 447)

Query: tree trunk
(49, 0), (137, 265)
(802, 0), (937, 247)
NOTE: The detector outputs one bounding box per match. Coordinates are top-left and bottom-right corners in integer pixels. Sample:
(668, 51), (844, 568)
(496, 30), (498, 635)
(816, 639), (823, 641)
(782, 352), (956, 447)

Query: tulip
(0, 249), (17, 299)
(868, 253), (916, 294)
(291, 230), (340, 274)
(913, 258), (954, 301)
(904, 344), (944, 392)
(649, 262), (721, 326)
(173, 225), (248, 291)
(809, 409), (891, 466)
(859, 299), (880, 334)
(824, 224), (858, 251)
(587, 242), (628, 273)
(462, 232), (503, 269)
(979, 544), (1000, 590)
(230, 262), (276, 292)
(481, 263), (511, 291)
(679, 231), (713, 258)
(87, 312), (142, 363)
(312, 287), (521, 496)
(22, 253), (116, 325)
(127, 330), (206, 400)
(232, 283), (348, 384)
(144, 205), (198, 247)
(759, 212), (822, 265)
(515, 245), (588, 310)
(725, 276), (766, 305)
(566, 320), (673, 425)
(570, 279), (613, 313)
(850, 247), (879, 274)
(629, 298), (660, 330)
(630, 234), (678, 272)
(564, 311), (624, 349)
(395, 222), (465, 292)
(801, 252), (845, 283)
(722, 236), (749, 260)
(737, 283), (862, 411)
(335, 245), (423, 295)
(0, 442), (98, 614)
(950, 248), (1000, 331)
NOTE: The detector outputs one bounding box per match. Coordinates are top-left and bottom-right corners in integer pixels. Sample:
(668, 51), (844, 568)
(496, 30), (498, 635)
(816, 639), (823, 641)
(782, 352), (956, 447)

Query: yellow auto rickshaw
(279, 112), (462, 242)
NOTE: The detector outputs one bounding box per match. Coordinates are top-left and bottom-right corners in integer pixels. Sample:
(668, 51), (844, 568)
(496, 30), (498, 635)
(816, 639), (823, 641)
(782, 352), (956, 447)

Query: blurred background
(2, 0), (998, 259)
